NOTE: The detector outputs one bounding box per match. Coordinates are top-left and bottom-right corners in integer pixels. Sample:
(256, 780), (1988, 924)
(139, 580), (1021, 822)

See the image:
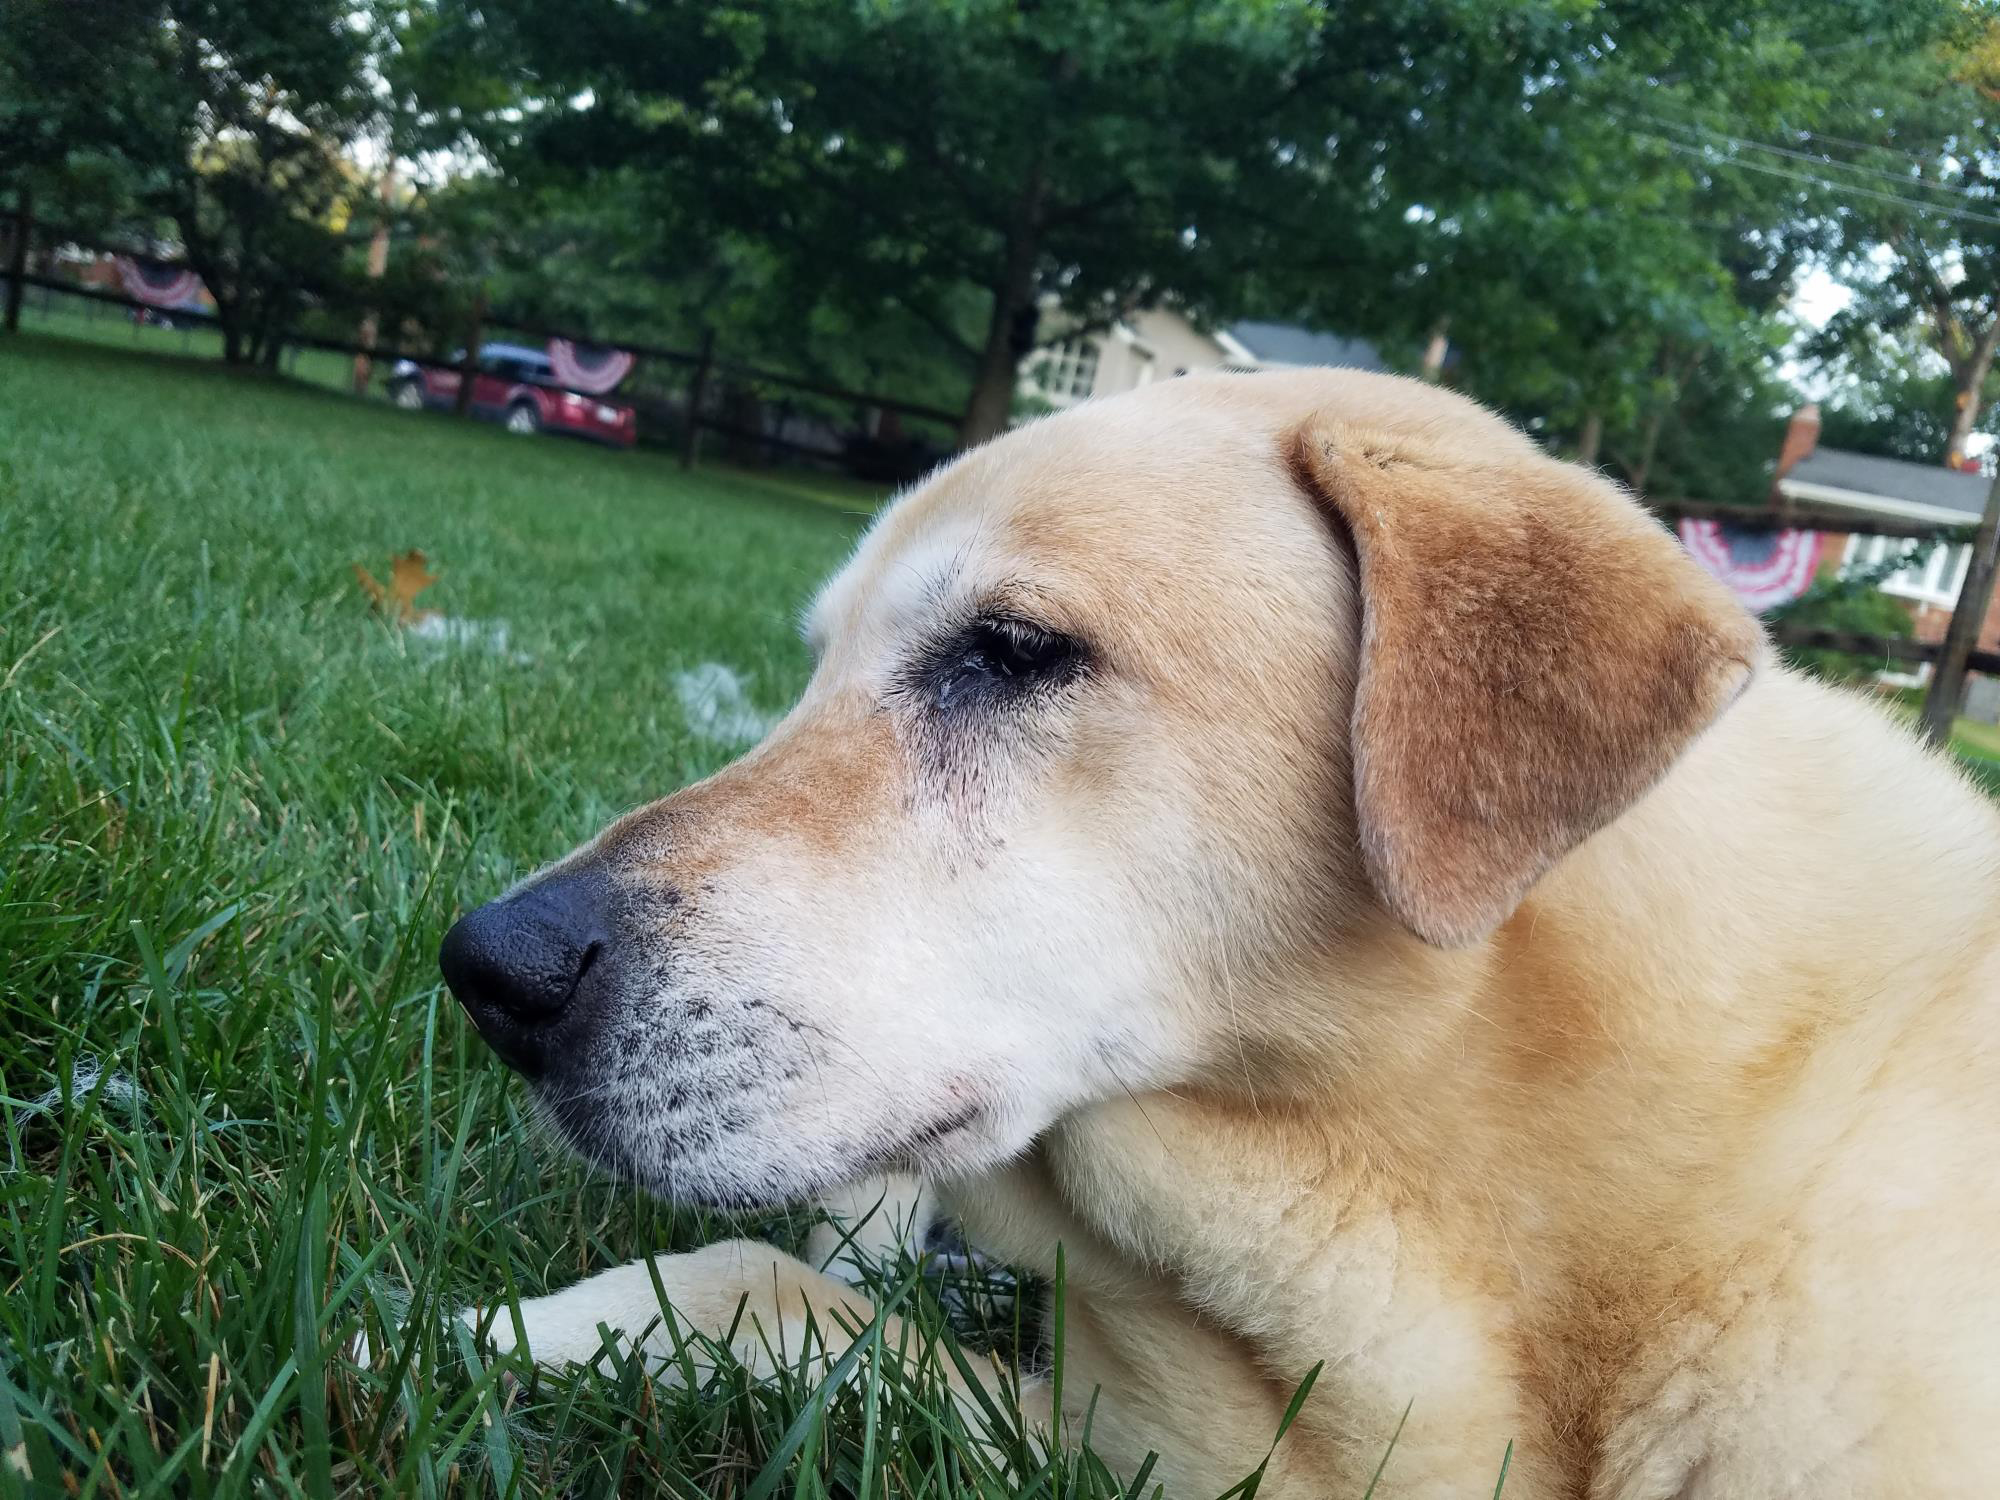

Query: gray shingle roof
(1224, 320), (1387, 372)
(1783, 446), (1990, 517)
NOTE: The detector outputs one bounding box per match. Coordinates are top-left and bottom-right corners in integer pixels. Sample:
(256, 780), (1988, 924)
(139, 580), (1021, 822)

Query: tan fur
(483, 370), (2000, 1498)
(1291, 418), (1760, 945)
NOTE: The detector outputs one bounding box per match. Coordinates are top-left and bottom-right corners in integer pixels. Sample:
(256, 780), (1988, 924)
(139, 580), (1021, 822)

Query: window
(1841, 534), (1971, 606)
(1035, 337), (1100, 401)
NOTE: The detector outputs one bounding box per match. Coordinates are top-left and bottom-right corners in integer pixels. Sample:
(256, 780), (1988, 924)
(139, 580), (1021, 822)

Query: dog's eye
(928, 616), (1085, 710)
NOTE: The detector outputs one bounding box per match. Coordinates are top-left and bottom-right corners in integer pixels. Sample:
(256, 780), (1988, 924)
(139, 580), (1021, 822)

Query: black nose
(439, 867), (610, 1076)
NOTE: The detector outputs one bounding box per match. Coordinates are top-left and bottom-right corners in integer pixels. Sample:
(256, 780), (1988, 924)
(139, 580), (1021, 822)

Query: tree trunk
(957, 114), (1052, 451)
(1577, 410), (1603, 467)
(217, 303), (245, 364)
(958, 232), (1042, 448)
(1945, 318), (2000, 466)
(1628, 403), (1667, 494)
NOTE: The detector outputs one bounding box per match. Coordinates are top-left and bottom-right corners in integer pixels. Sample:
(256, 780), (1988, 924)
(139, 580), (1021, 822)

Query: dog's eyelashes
(964, 618), (1074, 681)
(924, 615), (1086, 710)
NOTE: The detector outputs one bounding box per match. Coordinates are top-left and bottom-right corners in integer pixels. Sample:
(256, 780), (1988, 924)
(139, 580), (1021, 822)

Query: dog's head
(439, 371), (1759, 1207)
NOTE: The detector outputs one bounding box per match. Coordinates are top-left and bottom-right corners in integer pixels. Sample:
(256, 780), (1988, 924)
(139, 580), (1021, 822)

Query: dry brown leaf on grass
(353, 549), (441, 625)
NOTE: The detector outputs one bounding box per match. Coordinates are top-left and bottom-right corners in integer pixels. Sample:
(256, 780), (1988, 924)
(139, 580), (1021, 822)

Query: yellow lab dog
(437, 370), (2000, 1497)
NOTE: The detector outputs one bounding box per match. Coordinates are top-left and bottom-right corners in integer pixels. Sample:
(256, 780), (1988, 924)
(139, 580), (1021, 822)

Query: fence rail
(1769, 624), (2000, 677)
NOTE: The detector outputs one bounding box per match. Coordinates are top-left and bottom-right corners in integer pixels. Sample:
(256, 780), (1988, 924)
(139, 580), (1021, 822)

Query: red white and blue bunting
(115, 257), (204, 308)
(547, 338), (636, 394)
(1678, 518), (1822, 613)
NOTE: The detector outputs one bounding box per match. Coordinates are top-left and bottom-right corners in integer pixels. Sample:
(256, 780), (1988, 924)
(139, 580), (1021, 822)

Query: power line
(1636, 113), (1990, 208)
(1785, 123), (1959, 172)
(1641, 134), (2000, 231)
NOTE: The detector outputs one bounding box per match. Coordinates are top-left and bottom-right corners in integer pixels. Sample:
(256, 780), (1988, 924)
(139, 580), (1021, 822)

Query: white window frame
(1840, 533), (1971, 609)
(1033, 336), (1101, 405)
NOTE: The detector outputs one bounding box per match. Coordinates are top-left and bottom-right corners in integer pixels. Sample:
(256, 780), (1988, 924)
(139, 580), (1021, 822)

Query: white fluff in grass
(19, 1056), (143, 1117)
(406, 614), (533, 666)
(674, 662), (776, 747)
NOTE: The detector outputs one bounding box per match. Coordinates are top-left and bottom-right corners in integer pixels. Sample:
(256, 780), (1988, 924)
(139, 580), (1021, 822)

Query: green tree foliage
(1771, 544), (1933, 683)
(1397, 1), (1965, 499)
(1799, 3), (2000, 464)
(1819, 349), (1998, 464)
(0, 0), (159, 223)
(437, 0), (1609, 443)
(3, 0), (397, 363)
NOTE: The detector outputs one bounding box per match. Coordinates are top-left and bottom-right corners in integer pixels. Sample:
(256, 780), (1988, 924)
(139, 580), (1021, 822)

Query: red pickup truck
(388, 343), (637, 448)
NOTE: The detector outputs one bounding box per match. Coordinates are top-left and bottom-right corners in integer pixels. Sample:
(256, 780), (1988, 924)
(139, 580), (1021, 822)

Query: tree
(443, 0), (1597, 445)
(1804, 5), (2000, 464)
(0, 0), (159, 230)
(1373, 0), (1956, 503)
(1819, 342), (1999, 465)
(4, 0), (394, 364)
(420, 168), (982, 423)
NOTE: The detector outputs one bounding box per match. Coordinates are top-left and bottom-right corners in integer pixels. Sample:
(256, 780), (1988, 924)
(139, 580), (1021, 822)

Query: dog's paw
(458, 1294), (621, 1371)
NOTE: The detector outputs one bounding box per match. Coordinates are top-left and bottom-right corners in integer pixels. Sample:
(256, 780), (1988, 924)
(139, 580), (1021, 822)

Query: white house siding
(1025, 306), (1236, 410)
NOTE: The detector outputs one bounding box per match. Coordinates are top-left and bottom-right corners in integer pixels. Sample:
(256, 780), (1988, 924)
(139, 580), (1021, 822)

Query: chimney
(1776, 403), (1821, 480)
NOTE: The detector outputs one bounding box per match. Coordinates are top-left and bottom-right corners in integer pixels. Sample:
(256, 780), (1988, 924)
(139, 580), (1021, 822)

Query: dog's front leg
(470, 1237), (1039, 1424)
(470, 1239), (879, 1379)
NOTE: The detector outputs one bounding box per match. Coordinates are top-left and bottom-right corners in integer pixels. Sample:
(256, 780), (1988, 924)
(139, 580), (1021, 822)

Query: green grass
(1869, 693), (2000, 792)
(10, 291), (362, 394)
(0, 332), (1149, 1497)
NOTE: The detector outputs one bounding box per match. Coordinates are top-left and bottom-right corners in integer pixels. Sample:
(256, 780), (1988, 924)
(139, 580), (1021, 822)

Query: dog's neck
(1031, 667), (2000, 1285)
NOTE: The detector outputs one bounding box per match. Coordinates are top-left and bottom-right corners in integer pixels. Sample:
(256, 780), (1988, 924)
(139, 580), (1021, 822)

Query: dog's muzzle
(438, 867), (613, 1077)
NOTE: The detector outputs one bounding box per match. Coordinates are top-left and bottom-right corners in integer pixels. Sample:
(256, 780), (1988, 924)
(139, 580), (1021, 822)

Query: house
(1022, 305), (1387, 411)
(1775, 405), (1996, 679)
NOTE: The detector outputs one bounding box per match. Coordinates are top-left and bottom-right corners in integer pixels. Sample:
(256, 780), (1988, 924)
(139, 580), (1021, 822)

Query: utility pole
(1920, 464), (2000, 746)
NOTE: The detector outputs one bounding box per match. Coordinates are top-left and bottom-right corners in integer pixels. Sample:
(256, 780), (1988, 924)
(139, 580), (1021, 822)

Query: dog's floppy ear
(1290, 416), (1761, 948)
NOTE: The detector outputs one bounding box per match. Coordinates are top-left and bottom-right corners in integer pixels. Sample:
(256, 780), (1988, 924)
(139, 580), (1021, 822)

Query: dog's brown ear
(1290, 416), (1761, 947)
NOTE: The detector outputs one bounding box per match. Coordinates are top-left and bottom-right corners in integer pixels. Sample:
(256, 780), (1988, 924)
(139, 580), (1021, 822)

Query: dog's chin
(533, 1089), (997, 1211)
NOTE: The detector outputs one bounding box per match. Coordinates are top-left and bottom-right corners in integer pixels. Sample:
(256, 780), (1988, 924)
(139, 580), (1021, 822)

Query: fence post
(681, 326), (716, 470)
(4, 188), (30, 334)
(454, 289), (486, 418)
(1920, 466), (2000, 746)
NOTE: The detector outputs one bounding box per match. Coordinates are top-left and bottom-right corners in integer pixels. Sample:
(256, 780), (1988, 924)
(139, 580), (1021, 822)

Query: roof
(1223, 320), (1387, 373)
(1780, 446), (1990, 519)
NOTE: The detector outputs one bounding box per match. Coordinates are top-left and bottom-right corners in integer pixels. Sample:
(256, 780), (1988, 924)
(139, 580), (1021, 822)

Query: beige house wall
(1024, 305), (1237, 411)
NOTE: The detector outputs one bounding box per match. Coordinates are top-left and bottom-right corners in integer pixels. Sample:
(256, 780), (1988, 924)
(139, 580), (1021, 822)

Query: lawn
(0, 334), (1091, 1497)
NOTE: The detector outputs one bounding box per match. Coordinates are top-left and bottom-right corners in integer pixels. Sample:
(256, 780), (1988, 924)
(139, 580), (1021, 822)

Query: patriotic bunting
(547, 338), (636, 394)
(115, 257), (203, 308)
(1678, 518), (1822, 613)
